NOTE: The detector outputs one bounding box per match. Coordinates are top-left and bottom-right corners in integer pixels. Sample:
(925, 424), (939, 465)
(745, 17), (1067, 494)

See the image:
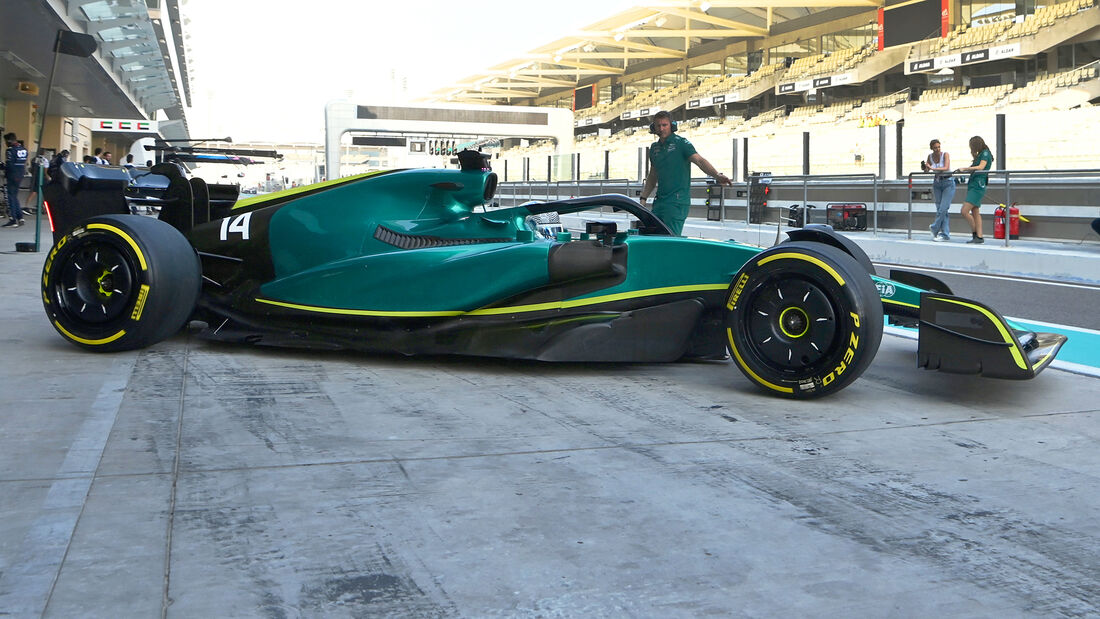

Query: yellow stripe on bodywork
(468, 283), (727, 316)
(726, 327), (793, 394)
(233, 170), (391, 210)
(256, 298), (463, 317)
(86, 223), (147, 270)
(55, 322), (126, 346)
(256, 283), (728, 318)
(883, 298), (919, 309)
(756, 252), (845, 286)
(931, 296), (1028, 370)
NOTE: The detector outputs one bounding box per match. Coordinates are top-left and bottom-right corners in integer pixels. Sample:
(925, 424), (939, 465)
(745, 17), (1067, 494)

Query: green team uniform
(965, 148), (993, 206)
(648, 133), (697, 235)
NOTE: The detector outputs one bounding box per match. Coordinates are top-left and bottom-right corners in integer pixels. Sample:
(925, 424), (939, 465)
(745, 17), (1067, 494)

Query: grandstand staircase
(848, 46), (912, 85)
(739, 71), (783, 103)
(1029, 4), (1100, 54)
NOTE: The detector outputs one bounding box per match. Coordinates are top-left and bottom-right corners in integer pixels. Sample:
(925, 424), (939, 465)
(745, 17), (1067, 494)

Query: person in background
(93, 147), (104, 164)
(123, 153), (136, 169)
(47, 149), (69, 181)
(639, 110), (731, 236)
(102, 151), (112, 165)
(24, 150), (51, 215)
(921, 139), (954, 241)
(2, 132), (28, 227)
(956, 135), (993, 244)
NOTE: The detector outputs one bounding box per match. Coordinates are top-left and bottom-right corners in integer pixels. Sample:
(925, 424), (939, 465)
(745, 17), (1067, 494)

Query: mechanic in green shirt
(956, 135), (994, 244)
(639, 111), (731, 236)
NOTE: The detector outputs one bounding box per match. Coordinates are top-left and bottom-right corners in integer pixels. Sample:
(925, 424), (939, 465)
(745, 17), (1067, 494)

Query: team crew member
(3, 133), (28, 227)
(956, 135), (993, 244)
(639, 111), (731, 236)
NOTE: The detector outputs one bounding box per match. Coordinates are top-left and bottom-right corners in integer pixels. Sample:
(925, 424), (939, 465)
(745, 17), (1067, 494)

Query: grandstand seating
(501, 61), (1100, 180)
(781, 46), (874, 82)
(501, 0), (1100, 180)
(917, 0), (1096, 59)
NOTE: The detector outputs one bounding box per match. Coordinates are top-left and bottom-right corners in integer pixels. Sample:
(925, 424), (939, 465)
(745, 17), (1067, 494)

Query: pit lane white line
(0, 355), (137, 614)
(873, 262), (1100, 291)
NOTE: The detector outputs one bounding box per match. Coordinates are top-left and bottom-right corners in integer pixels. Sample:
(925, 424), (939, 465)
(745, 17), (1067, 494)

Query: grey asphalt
(2, 216), (1099, 617)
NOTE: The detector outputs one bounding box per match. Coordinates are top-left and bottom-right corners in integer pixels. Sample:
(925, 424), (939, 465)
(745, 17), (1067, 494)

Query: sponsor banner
(833, 73), (854, 86)
(961, 48), (989, 64)
(776, 73), (853, 94)
(877, 8), (885, 51)
(990, 42), (1021, 59)
(907, 42), (1021, 73)
(687, 92), (738, 107)
(94, 119), (156, 133)
(909, 58), (934, 72)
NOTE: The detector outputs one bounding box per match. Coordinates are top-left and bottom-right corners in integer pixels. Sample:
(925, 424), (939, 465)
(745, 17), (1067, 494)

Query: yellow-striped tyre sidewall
(724, 241), (883, 399)
(41, 215), (200, 352)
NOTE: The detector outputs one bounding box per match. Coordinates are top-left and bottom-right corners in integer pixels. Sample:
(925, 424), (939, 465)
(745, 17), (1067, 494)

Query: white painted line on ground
(1007, 317), (1100, 336)
(875, 262), (1100, 290)
(0, 355), (137, 614)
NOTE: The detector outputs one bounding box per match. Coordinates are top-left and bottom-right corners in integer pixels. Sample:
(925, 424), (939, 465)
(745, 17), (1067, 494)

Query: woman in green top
(956, 135), (993, 244)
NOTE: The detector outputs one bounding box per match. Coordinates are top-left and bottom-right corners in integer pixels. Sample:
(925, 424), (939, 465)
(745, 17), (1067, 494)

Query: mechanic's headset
(649, 117), (678, 135)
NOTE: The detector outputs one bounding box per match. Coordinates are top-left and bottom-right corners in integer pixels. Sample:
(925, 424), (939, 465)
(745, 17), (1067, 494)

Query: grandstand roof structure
(430, 0), (882, 105)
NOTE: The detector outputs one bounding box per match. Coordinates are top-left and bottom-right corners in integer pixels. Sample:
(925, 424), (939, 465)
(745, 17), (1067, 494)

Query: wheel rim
(742, 275), (838, 371)
(54, 242), (136, 324)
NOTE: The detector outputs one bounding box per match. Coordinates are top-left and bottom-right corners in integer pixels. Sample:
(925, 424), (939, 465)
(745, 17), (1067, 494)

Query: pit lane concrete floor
(3, 219), (1100, 617)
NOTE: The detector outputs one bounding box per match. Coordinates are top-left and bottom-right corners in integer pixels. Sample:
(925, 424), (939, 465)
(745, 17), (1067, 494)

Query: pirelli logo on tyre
(726, 273), (750, 310)
(131, 284), (150, 320)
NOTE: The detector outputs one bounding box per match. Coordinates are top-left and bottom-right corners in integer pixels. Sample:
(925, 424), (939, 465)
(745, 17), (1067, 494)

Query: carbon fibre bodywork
(40, 156), (1067, 397)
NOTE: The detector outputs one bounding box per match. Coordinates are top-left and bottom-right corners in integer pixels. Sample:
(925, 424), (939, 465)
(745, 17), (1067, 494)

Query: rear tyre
(724, 241), (883, 399)
(42, 214), (201, 352)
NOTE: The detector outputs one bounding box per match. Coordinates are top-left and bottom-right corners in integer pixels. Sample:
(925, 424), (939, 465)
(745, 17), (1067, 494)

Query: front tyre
(42, 214), (201, 352)
(724, 241), (883, 399)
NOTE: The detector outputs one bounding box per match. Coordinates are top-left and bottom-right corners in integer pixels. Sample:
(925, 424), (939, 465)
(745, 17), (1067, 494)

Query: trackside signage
(774, 73), (854, 95)
(685, 92), (742, 109)
(621, 107), (654, 120)
(906, 42), (1021, 73)
(93, 119), (157, 133)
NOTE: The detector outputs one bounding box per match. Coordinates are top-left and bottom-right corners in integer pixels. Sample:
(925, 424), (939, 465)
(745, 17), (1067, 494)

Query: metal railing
(498, 173), (882, 231)
(748, 173), (881, 232)
(498, 168), (1100, 244)
(906, 168), (1100, 246)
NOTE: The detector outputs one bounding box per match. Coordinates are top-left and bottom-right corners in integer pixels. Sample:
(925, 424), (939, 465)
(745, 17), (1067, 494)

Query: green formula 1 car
(39, 150), (1066, 398)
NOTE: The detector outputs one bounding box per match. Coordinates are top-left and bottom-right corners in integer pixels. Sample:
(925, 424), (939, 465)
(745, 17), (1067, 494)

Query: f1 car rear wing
(42, 162), (239, 243)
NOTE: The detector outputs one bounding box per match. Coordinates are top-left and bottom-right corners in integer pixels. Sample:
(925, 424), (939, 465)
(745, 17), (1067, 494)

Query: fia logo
(875, 281), (896, 298)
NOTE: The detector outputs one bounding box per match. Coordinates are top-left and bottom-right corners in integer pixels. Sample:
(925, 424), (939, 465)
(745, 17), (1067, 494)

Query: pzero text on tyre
(724, 241), (883, 399)
(41, 214), (201, 352)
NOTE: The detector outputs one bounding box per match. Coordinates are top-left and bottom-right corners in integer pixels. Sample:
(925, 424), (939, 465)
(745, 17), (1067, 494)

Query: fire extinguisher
(994, 202), (1028, 240)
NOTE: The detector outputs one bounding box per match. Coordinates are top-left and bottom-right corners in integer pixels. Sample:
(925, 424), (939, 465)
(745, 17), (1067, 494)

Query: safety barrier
(906, 168), (1100, 246)
(499, 169), (1100, 245)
